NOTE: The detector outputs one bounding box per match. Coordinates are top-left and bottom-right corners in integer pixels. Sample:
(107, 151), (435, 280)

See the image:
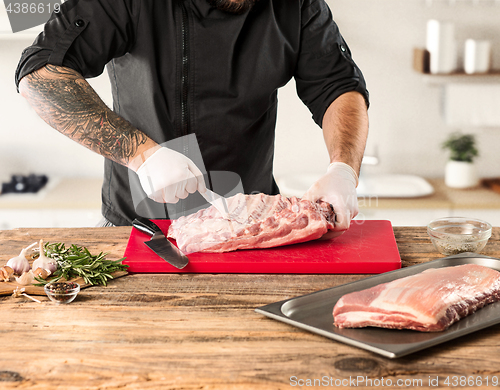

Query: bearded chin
(206, 0), (257, 15)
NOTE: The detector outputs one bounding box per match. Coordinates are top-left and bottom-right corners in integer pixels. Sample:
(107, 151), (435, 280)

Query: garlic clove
(15, 270), (35, 286)
(0, 266), (14, 282)
(33, 267), (51, 280)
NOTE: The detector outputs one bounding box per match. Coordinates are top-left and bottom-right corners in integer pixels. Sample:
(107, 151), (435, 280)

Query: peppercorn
(46, 282), (78, 293)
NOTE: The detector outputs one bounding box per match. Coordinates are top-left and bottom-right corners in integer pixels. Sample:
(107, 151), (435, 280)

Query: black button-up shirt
(16, 0), (369, 225)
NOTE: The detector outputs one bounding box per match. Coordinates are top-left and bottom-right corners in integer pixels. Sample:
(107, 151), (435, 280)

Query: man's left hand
(303, 162), (359, 238)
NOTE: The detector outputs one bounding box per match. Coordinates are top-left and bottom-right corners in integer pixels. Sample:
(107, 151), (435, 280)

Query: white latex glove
(303, 162), (359, 237)
(136, 147), (206, 203)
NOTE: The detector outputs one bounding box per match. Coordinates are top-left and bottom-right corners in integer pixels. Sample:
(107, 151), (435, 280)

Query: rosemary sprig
(34, 242), (128, 287)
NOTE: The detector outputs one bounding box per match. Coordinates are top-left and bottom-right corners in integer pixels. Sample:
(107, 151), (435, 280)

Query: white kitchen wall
(274, 0), (500, 182)
(0, 0), (499, 183)
(0, 34), (109, 181)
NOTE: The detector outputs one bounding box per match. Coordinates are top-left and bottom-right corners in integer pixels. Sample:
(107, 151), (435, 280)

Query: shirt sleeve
(294, 0), (369, 127)
(15, 0), (140, 90)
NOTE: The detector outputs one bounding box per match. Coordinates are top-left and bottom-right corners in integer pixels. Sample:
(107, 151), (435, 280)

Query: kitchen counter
(358, 178), (500, 226)
(0, 177), (102, 209)
(360, 178), (500, 210)
(1, 225), (500, 389)
(0, 178), (103, 229)
(2, 177), (500, 228)
(2, 177), (499, 211)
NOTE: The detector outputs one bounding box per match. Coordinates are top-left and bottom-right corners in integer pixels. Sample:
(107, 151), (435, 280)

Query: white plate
(357, 174), (434, 198)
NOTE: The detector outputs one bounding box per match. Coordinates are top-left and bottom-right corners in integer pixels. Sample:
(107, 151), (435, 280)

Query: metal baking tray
(255, 253), (500, 358)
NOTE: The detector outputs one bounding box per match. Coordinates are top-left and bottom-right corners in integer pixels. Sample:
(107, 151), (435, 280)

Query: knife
(132, 217), (189, 269)
(200, 188), (231, 220)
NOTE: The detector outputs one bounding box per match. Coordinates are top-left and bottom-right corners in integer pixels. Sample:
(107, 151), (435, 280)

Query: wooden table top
(1, 226), (499, 390)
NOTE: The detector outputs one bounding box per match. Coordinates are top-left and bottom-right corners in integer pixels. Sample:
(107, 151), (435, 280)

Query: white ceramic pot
(464, 39), (492, 74)
(445, 160), (479, 189)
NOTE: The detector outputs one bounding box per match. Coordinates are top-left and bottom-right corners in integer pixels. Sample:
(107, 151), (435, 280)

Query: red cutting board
(122, 219), (401, 274)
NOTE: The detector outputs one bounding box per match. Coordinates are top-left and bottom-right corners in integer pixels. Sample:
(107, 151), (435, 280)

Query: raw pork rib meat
(333, 264), (500, 332)
(167, 193), (335, 253)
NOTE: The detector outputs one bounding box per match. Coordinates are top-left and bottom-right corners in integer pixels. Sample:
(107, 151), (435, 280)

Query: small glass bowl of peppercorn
(44, 281), (80, 304)
(427, 217), (492, 256)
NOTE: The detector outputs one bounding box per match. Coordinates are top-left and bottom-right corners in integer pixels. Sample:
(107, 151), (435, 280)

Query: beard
(206, 0), (258, 15)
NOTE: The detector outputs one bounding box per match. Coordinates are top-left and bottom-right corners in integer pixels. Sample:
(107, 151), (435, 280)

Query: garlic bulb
(15, 270), (35, 286)
(32, 239), (57, 274)
(6, 242), (37, 275)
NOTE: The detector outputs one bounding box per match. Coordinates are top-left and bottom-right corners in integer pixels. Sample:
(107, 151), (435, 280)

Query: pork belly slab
(333, 264), (500, 332)
(167, 193), (335, 253)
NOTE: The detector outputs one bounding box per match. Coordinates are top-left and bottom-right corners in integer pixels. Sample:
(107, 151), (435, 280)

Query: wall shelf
(422, 71), (500, 85)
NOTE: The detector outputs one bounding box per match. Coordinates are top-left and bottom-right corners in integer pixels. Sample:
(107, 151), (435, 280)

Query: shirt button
(74, 19), (85, 27)
(340, 44), (346, 52)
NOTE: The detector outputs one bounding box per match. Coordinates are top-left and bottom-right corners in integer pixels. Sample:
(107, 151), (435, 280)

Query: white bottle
(426, 20), (458, 74)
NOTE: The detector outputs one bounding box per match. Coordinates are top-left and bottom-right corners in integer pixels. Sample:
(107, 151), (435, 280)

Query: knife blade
(132, 217), (189, 269)
(200, 188), (231, 219)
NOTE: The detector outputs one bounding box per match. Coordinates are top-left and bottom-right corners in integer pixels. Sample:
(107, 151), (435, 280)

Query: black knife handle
(132, 217), (162, 237)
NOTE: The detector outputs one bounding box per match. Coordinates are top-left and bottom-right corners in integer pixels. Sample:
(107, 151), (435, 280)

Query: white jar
(464, 39), (491, 74)
(445, 160), (479, 189)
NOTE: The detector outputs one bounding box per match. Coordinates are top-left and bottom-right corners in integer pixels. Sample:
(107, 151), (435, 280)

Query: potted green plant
(442, 132), (479, 188)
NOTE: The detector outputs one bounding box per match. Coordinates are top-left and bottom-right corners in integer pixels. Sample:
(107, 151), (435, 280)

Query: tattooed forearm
(19, 64), (152, 167)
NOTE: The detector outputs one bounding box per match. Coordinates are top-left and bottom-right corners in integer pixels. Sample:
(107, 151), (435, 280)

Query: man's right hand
(136, 147), (206, 203)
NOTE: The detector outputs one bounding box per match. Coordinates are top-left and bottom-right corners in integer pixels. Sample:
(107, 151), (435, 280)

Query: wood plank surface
(0, 226), (499, 390)
(0, 227), (129, 296)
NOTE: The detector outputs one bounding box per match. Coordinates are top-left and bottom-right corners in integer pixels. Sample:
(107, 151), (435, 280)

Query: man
(16, 0), (369, 237)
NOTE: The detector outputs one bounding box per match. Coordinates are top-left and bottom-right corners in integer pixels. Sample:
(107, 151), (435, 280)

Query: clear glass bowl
(44, 282), (80, 304)
(427, 217), (492, 256)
